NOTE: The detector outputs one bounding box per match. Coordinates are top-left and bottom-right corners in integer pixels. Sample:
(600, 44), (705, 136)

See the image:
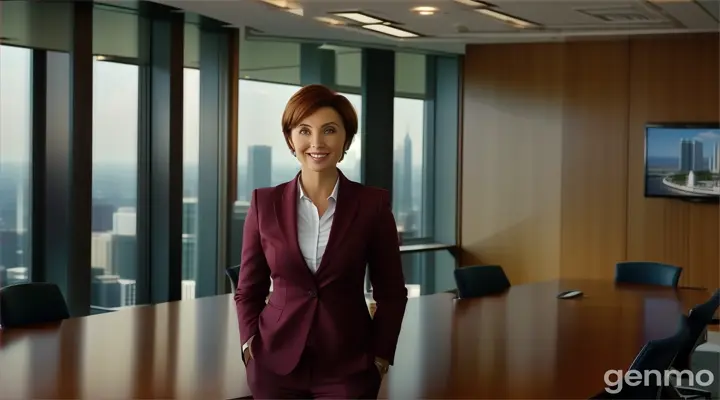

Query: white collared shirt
(297, 178), (339, 273)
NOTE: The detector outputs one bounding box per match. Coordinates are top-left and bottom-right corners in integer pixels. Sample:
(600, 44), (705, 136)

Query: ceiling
(152, 0), (720, 54)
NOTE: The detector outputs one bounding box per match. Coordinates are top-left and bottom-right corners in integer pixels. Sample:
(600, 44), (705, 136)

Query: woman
(234, 84), (408, 399)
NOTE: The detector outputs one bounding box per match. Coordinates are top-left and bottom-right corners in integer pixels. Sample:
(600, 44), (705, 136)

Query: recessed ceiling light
(361, 24), (419, 38)
(314, 16), (345, 26)
(411, 6), (438, 15)
(261, 0), (297, 7)
(453, 0), (494, 7)
(331, 12), (386, 24)
(475, 8), (538, 28)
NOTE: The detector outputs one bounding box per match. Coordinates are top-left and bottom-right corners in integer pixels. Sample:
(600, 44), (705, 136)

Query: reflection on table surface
(0, 279), (714, 399)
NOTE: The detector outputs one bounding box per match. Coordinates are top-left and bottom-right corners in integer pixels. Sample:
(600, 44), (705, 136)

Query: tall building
(183, 198), (197, 234)
(113, 207), (136, 235)
(679, 139), (705, 171)
(692, 140), (704, 170)
(112, 207), (137, 281)
(714, 142), (720, 173)
(402, 133), (413, 215)
(247, 145), (272, 198)
(182, 233), (196, 281)
(91, 232), (113, 273)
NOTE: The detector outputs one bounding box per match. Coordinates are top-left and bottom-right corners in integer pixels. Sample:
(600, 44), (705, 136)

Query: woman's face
(289, 106), (347, 173)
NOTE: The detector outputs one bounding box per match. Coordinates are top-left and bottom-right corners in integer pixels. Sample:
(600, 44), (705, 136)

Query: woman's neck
(299, 168), (338, 201)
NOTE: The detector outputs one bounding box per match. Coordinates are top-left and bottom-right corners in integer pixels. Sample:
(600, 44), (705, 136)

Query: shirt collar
(298, 177), (340, 201)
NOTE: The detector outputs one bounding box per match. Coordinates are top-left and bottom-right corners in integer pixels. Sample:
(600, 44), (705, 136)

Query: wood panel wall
(460, 33), (719, 289)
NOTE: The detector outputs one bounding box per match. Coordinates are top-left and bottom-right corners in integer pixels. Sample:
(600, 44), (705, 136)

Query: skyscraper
(402, 133), (413, 215)
(714, 142), (720, 173)
(679, 139), (705, 171)
(247, 145), (272, 198)
(692, 140), (704, 170)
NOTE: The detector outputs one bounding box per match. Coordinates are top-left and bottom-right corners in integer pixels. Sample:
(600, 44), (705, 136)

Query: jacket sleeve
(367, 190), (408, 365)
(234, 189), (271, 351)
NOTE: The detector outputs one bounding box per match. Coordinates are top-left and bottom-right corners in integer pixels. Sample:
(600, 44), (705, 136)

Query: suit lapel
(274, 174), (312, 275)
(316, 170), (359, 275)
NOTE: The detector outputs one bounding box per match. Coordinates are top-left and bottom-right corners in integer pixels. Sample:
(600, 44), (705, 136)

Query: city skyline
(646, 127), (720, 159)
(0, 43), (430, 302)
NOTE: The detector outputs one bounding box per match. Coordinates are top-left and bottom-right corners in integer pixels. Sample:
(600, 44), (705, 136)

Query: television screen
(644, 123), (720, 200)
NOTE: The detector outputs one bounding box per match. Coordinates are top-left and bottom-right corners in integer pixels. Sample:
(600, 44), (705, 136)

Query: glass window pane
(393, 96), (426, 240)
(395, 52), (426, 96)
(229, 80), (363, 269)
(0, 45), (32, 287)
(239, 38), (300, 85)
(0, 1), (72, 52)
(182, 69), (200, 300)
(334, 46), (362, 89)
(91, 60), (139, 309)
(93, 4), (140, 60)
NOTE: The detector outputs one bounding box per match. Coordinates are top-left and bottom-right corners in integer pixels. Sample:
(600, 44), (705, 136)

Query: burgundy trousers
(246, 347), (382, 399)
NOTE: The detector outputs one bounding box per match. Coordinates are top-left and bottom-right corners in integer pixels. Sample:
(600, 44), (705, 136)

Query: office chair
(225, 265), (240, 293)
(615, 261), (682, 288)
(453, 265), (511, 299)
(0, 282), (70, 328)
(592, 316), (690, 399)
(671, 290), (720, 399)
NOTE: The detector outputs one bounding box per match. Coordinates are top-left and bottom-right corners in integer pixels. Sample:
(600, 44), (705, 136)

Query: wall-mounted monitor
(644, 123), (720, 202)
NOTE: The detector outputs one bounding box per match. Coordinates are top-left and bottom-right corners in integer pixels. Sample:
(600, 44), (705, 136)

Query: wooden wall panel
(626, 34), (719, 288)
(560, 41), (630, 280)
(462, 33), (719, 289)
(461, 44), (565, 284)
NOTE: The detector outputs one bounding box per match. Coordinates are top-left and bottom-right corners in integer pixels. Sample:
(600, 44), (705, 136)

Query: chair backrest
(225, 265), (240, 293)
(453, 265), (510, 299)
(673, 289), (720, 371)
(615, 262), (682, 287)
(619, 316), (690, 398)
(0, 282), (70, 328)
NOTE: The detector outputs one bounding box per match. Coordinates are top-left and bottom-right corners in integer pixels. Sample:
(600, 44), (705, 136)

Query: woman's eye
(299, 129), (310, 135)
(324, 128), (335, 135)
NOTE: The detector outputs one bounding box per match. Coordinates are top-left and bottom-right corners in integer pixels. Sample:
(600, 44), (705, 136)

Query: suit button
(308, 290), (317, 298)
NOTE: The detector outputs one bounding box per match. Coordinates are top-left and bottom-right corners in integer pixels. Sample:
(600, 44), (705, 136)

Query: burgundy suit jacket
(234, 170), (408, 377)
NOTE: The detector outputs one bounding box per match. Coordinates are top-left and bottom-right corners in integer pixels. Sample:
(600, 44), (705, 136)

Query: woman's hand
(374, 357), (389, 377)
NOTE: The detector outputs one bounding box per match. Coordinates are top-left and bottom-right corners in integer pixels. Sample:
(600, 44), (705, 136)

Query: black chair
(225, 265), (240, 293)
(453, 265), (510, 299)
(615, 261), (682, 288)
(593, 316), (690, 399)
(0, 282), (70, 328)
(671, 290), (720, 399)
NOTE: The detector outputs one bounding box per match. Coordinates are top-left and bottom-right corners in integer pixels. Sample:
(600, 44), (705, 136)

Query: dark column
(30, 50), (47, 283)
(360, 48), (395, 191)
(224, 29), (240, 294)
(196, 20), (233, 297)
(300, 43), (336, 87)
(42, 1), (93, 316)
(136, 3), (185, 304)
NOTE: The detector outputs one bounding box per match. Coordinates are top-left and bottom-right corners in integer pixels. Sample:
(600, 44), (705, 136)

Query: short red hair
(281, 84), (358, 158)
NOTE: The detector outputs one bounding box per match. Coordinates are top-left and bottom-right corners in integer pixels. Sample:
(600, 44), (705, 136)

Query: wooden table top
(0, 279), (715, 399)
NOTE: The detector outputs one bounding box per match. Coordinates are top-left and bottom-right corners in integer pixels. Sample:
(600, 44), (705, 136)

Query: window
(0, 45), (32, 288)
(181, 22), (200, 300)
(393, 53), (428, 241)
(393, 97), (426, 240)
(90, 59), (139, 309)
(228, 80), (363, 269)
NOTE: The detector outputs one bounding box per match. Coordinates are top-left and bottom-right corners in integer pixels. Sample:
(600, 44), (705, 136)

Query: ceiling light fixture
(361, 24), (419, 38)
(260, 0), (303, 16)
(314, 16), (345, 26)
(331, 11), (386, 24)
(411, 6), (438, 15)
(474, 8), (538, 28)
(453, 0), (495, 7)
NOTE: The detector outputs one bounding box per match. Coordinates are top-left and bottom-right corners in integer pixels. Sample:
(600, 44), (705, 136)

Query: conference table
(0, 279), (716, 399)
